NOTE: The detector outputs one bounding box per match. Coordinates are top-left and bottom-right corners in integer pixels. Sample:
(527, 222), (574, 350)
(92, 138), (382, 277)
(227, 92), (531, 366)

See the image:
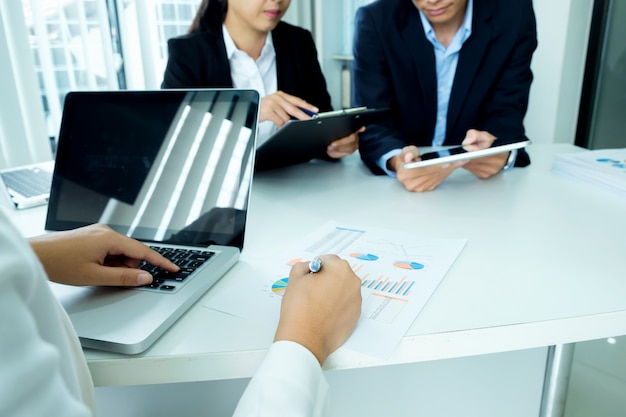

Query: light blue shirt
(421, 0), (473, 147)
(378, 0), (473, 174)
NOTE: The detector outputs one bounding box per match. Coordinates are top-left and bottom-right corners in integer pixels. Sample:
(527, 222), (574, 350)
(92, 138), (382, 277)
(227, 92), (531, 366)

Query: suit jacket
(352, 0), (537, 174)
(162, 21), (332, 113)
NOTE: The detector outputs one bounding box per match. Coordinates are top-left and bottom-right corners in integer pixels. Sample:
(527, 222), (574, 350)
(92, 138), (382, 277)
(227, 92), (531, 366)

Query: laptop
(0, 160), (54, 209)
(45, 89), (260, 354)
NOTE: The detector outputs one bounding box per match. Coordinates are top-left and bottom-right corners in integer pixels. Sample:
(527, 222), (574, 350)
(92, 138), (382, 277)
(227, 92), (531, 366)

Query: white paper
(205, 222), (467, 359)
(553, 148), (626, 197)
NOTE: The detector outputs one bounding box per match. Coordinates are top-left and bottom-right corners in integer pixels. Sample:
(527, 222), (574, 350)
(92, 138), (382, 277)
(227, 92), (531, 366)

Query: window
(20, 0), (202, 144)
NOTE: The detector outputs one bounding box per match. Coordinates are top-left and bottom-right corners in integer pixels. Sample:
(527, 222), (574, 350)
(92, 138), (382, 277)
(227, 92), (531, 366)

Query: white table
(5, 144), (626, 404)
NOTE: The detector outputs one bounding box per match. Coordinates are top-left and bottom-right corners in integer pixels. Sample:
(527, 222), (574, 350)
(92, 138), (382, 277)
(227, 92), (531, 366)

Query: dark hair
(188, 0), (228, 33)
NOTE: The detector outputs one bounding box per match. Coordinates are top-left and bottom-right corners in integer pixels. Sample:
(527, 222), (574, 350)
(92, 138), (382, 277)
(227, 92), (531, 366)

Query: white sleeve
(232, 341), (329, 417)
(0, 214), (93, 417)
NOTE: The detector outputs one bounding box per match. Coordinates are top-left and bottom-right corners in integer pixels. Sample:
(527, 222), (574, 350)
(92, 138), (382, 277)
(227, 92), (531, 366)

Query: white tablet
(402, 140), (530, 169)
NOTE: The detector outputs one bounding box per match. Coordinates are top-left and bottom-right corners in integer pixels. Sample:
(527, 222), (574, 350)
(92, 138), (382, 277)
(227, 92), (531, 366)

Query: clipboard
(255, 107), (390, 171)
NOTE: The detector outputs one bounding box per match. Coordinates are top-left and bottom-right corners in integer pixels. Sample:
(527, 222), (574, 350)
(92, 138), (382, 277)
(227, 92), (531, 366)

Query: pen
(315, 107), (367, 119)
(309, 257), (322, 273)
(298, 107), (318, 118)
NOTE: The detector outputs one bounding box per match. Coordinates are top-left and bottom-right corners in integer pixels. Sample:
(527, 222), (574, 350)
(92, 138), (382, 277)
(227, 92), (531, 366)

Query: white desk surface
(5, 144), (626, 387)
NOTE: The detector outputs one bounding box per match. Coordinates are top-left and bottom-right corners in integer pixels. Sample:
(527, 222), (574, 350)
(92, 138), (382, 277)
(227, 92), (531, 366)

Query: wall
(525, 1), (594, 145)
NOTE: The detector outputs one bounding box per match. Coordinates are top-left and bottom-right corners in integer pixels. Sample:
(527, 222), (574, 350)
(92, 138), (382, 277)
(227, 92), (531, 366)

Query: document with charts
(204, 222), (467, 358)
(553, 148), (626, 197)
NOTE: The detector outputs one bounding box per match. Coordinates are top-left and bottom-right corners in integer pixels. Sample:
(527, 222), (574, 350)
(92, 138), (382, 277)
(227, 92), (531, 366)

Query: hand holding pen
(274, 254), (362, 365)
(260, 91), (319, 127)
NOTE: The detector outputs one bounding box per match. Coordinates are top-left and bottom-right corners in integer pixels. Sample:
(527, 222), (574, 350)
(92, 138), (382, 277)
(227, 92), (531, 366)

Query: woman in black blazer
(162, 0), (361, 167)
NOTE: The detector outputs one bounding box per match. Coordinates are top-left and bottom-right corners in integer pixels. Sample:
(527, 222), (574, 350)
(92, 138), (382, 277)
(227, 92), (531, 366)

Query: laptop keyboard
(138, 246), (215, 293)
(1, 167), (52, 198)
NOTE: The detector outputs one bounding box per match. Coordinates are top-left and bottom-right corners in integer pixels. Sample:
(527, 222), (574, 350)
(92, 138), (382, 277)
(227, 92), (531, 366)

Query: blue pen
(298, 107), (318, 118)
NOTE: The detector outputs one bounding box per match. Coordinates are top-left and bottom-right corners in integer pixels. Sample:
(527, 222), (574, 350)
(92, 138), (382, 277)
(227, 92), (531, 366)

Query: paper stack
(553, 148), (626, 197)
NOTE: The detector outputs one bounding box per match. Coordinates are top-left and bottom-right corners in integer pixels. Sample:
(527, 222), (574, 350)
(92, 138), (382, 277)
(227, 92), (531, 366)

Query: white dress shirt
(0, 210), (95, 417)
(223, 25), (278, 147)
(233, 341), (329, 417)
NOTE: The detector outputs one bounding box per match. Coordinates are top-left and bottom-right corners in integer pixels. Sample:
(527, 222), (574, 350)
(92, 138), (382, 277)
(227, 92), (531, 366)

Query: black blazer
(352, 0), (537, 174)
(162, 21), (332, 112)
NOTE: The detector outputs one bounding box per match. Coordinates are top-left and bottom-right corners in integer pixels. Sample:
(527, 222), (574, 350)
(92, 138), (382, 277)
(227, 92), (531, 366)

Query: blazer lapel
(447, 0), (493, 133)
(208, 30), (234, 87)
(271, 22), (290, 91)
(401, 9), (438, 125)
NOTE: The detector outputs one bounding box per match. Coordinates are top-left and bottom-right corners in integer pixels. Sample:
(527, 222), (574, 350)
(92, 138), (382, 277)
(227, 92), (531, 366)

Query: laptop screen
(46, 89), (259, 249)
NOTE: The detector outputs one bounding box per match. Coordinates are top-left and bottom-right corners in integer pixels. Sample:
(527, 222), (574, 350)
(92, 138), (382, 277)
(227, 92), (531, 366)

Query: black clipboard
(254, 107), (390, 171)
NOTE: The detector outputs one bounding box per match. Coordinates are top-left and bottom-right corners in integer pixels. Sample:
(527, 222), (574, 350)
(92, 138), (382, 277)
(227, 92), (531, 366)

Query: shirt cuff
(233, 341), (329, 417)
(502, 148), (518, 172)
(377, 149), (402, 177)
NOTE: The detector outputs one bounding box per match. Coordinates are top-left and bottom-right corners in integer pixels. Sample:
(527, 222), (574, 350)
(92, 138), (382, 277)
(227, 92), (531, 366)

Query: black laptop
(46, 89), (259, 354)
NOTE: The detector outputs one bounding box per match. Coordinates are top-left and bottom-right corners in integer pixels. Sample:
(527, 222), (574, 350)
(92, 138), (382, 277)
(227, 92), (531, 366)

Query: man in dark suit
(353, 0), (537, 192)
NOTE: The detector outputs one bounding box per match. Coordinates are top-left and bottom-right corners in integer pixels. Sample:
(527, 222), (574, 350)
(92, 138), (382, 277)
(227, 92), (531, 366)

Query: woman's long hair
(188, 0), (228, 33)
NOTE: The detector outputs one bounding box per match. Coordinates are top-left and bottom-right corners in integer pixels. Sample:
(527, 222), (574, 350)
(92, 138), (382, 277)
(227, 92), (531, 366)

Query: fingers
(90, 264), (154, 287)
(276, 254), (362, 364)
(260, 91), (319, 127)
(327, 132), (360, 158)
(290, 258), (313, 278)
(99, 228), (180, 274)
(98, 235), (179, 287)
(30, 223), (180, 287)
(397, 163), (456, 192)
(463, 152), (509, 178)
(462, 129), (496, 150)
(277, 91), (318, 117)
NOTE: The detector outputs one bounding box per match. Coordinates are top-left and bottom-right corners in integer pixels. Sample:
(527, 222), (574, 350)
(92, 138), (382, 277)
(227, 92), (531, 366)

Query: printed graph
(361, 276), (416, 297)
(393, 260), (424, 270)
(350, 253), (379, 261)
(271, 277), (289, 296)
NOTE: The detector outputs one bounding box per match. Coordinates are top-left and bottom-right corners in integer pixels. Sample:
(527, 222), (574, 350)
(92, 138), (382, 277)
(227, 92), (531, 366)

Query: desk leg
(539, 344), (576, 417)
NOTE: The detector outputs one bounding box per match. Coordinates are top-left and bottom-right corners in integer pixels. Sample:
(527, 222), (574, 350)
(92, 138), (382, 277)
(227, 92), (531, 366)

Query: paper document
(205, 222), (467, 359)
(553, 148), (626, 197)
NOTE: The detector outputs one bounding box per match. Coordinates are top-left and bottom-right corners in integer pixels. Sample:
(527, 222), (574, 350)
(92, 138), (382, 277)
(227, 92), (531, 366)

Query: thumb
(403, 148), (419, 163)
(94, 265), (154, 287)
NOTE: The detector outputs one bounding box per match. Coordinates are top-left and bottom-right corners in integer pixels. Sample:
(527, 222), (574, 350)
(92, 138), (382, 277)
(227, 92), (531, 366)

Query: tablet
(402, 139), (530, 169)
(255, 107), (390, 171)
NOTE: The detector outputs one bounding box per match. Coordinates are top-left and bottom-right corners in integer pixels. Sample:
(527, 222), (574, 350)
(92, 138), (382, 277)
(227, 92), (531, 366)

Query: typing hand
(29, 224), (179, 287)
(274, 254), (362, 365)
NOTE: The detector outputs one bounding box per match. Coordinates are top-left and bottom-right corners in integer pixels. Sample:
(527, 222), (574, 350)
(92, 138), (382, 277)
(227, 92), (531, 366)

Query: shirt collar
(418, 0), (473, 46)
(222, 24), (275, 60)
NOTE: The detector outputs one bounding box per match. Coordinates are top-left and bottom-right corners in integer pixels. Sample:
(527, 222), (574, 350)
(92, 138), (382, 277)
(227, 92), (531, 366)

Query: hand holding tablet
(402, 139), (530, 169)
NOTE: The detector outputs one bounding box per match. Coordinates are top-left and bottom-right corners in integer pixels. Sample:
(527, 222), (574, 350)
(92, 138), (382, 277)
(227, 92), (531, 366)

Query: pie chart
(350, 253), (379, 261)
(271, 277), (289, 296)
(393, 261), (424, 270)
